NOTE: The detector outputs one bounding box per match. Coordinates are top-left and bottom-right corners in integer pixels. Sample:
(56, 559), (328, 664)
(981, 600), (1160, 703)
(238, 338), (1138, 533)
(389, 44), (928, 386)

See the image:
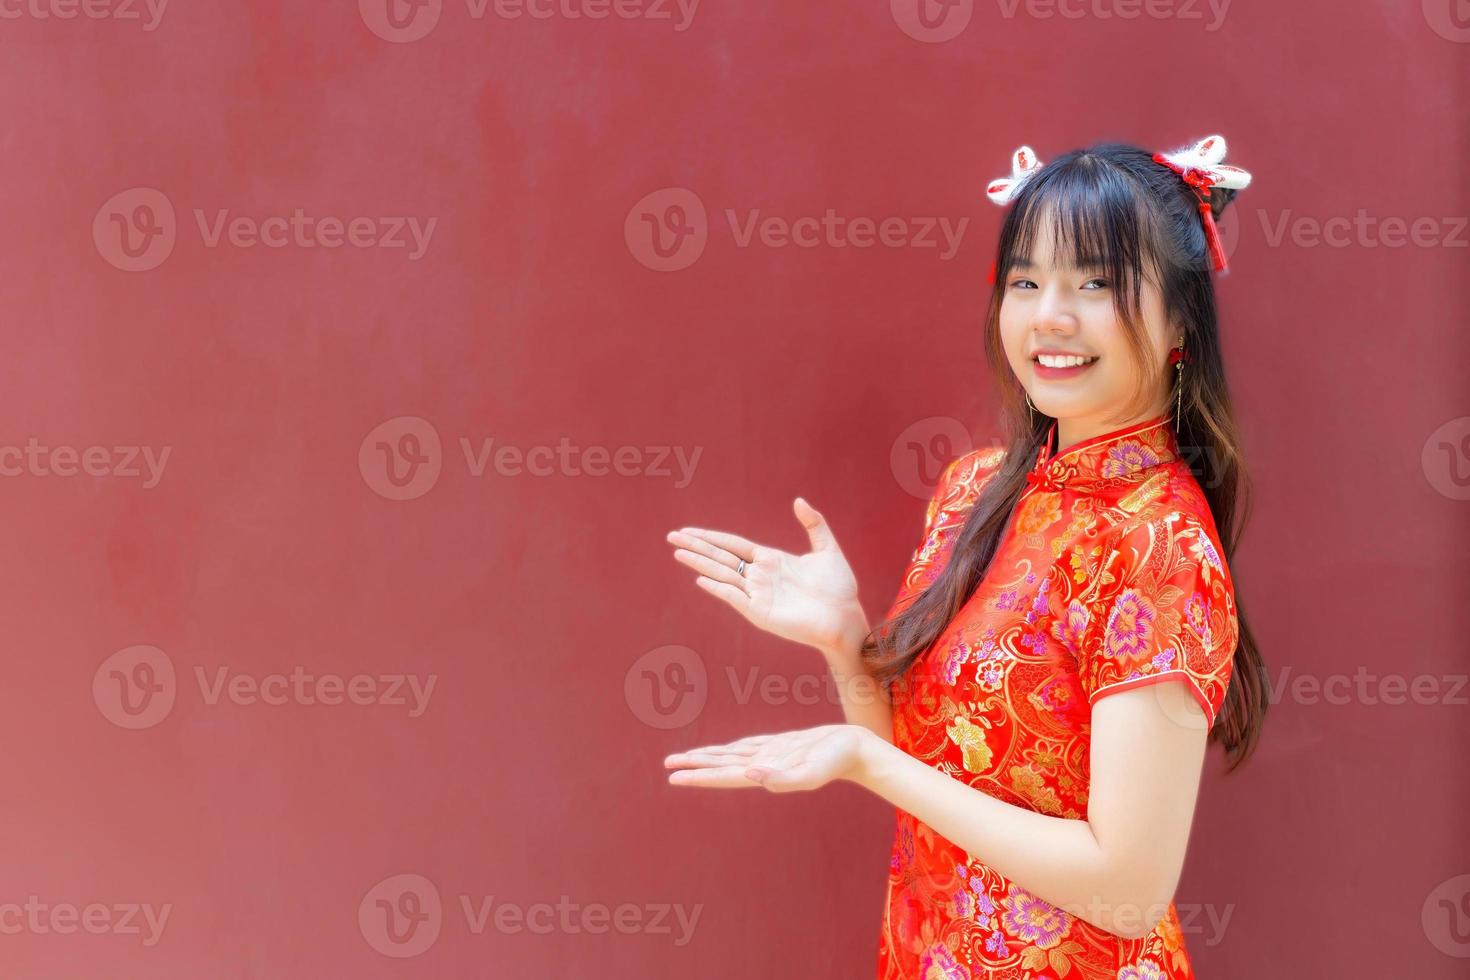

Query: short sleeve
(917, 455), (965, 550)
(1078, 510), (1239, 727)
(911, 447), (1011, 562)
(886, 448), (1006, 620)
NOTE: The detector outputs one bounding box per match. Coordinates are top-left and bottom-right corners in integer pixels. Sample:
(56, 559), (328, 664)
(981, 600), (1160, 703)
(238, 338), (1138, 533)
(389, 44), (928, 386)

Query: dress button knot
(1025, 460), (1069, 494)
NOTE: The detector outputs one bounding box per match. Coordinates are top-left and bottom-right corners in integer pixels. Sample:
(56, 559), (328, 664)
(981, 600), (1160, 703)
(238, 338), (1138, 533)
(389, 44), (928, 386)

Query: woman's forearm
(819, 609), (894, 743)
(850, 731), (1164, 939)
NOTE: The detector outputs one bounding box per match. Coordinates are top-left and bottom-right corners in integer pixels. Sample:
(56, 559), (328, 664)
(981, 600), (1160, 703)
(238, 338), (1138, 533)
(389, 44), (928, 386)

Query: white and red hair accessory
(983, 145), (1043, 283)
(985, 146), (1043, 205)
(1152, 134), (1252, 273)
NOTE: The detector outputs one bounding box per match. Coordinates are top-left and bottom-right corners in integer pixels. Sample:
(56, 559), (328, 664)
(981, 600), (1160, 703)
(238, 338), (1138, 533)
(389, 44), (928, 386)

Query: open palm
(666, 497), (863, 654)
(663, 725), (868, 792)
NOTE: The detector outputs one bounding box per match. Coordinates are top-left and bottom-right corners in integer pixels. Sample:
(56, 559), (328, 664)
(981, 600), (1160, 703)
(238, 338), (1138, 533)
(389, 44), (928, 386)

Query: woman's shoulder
(941, 445), (1009, 497)
(1113, 463), (1222, 530)
(1101, 468), (1233, 583)
(919, 445), (1009, 537)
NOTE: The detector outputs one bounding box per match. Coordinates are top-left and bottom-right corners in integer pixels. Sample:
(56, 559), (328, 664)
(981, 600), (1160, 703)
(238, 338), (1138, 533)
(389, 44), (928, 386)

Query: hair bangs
(1002, 157), (1160, 329)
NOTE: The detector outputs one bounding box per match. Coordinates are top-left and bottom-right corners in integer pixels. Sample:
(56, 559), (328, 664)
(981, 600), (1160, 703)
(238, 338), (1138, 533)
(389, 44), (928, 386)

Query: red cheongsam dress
(875, 412), (1239, 980)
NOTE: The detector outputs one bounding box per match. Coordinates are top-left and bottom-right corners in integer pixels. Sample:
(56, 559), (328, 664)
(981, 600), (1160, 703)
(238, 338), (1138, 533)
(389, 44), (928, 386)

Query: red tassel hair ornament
(1150, 134), (1252, 273)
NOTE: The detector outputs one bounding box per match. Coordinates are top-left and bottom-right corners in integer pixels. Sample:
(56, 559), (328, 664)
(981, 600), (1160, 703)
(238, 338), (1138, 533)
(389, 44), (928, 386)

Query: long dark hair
(862, 141), (1268, 770)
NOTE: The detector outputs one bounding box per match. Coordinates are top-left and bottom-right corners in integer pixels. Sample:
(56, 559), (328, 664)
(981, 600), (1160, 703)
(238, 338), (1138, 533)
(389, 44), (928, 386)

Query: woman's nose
(1032, 289), (1080, 334)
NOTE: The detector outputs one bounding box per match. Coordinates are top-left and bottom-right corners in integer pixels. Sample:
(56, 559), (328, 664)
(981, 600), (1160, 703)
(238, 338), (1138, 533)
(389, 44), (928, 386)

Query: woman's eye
(1007, 278), (1107, 290)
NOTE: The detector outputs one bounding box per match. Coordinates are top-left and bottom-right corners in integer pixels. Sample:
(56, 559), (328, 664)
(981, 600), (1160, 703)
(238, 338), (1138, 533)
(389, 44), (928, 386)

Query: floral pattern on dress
(876, 414), (1238, 979)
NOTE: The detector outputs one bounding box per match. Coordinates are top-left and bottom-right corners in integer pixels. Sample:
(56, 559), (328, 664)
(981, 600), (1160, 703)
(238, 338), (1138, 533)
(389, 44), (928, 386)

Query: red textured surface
(0, 2), (1465, 977)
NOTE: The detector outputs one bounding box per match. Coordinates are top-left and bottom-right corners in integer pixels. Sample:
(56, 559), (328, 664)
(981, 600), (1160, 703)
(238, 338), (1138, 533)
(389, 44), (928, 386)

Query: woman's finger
(664, 737), (773, 768)
(666, 530), (745, 573)
(663, 751), (751, 770)
(793, 497), (838, 553)
(670, 547), (746, 590)
(663, 744), (748, 765)
(677, 527), (760, 565)
(666, 766), (763, 789)
(665, 733), (782, 758)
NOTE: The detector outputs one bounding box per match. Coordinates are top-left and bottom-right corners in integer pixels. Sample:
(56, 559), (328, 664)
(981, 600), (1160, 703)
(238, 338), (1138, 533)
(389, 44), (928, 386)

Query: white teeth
(1036, 354), (1097, 368)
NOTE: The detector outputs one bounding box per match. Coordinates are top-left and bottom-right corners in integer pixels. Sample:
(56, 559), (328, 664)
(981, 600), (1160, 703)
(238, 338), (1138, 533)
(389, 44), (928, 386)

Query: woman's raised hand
(666, 497), (866, 657)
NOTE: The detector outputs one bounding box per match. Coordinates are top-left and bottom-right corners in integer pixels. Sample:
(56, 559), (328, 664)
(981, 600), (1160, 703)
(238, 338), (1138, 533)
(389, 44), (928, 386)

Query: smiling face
(999, 206), (1181, 448)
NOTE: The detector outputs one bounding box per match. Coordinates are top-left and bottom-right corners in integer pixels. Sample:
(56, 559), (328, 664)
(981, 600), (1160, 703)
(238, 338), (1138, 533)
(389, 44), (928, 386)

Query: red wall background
(0, 1), (1466, 977)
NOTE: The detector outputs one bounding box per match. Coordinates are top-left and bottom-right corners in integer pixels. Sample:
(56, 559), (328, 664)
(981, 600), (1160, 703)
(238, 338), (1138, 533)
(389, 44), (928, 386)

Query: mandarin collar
(1022, 412), (1180, 495)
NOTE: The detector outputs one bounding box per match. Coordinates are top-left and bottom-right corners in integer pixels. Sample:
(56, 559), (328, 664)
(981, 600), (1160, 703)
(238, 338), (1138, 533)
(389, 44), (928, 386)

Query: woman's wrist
(817, 603), (871, 665)
(845, 724), (899, 789)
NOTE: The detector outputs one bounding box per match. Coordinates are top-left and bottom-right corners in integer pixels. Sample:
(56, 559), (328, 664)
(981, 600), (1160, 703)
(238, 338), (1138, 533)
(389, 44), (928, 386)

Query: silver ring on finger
(737, 559), (748, 576)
